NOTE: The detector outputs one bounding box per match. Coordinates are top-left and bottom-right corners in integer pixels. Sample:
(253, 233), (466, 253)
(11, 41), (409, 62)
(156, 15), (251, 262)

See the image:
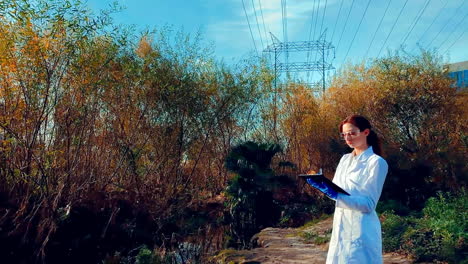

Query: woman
(307, 115), (388, 264)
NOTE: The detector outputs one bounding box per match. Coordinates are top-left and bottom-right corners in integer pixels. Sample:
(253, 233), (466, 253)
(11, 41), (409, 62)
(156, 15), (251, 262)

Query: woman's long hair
(339, 115), (383, 156)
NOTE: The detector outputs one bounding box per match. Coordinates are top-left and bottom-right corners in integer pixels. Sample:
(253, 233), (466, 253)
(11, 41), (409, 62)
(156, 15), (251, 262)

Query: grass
(300, 229), (332, 245)
(298, 214), (332, 231)
(296, 214), (333, 245)
(210, 249), (247, 264)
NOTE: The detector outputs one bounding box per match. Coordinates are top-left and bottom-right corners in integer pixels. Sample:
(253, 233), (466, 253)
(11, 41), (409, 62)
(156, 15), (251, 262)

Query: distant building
(446, 60), (468, 90)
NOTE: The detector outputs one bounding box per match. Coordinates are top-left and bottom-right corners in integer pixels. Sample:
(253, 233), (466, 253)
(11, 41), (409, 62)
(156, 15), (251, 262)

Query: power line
(306, 0), (318, 81)
(242, 0), (258, 55)
(364, 0), (392, 59)
(377, 0), (409, 58)
(442, 26), (467, 54)
(258, 0), (269, 47)
(306, 0), (317, 59)
(312, 0), (321, 42)
(330, 0), (344, 43)
(281, 0), (289, 76)
(315, 0), (328, 64)
(251, 0), (264, 49)
(342, 0), (372, 64)
(425, 0), (466, 49)
(312, 0), (329, 82)
(281, 0), (287, 44)
(336, 0), (355, 52)
(437, 11), (468, 51)
(318, 0), (328, 39)
(413, 0), (448, 52)
(311, 0), (322, 81)
(281, 1), (284, 43)
(401, 0), (432, 46)
(306, 0), (317, 44)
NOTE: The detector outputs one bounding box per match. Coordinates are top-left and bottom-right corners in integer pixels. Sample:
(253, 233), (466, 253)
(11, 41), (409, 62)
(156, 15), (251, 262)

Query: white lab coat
(326, 146), (388, 264)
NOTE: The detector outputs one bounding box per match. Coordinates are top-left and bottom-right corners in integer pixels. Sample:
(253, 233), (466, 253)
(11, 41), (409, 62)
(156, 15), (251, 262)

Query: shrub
(401, 226), (443, 262)
(136, 245), (154, 264)
(224, 141), (282, 249)
(277, 199), (334, 228)
(376, 199), (411, 216)
(419, 190), (468, 263)
(381, 211), (410, 252)
(381, 190), (467, 263)
(396, 190), (468, 263)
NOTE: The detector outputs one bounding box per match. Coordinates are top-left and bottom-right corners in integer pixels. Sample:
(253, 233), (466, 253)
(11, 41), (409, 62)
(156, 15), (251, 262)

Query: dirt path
(212, 217), (413, 264)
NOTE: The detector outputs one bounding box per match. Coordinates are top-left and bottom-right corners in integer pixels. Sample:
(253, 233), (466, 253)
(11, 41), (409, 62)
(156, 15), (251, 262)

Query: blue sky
(87, 0), (467, 83)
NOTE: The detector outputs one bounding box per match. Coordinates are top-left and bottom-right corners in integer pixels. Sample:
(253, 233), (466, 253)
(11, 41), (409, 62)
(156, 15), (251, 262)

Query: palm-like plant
(224, 141), (282, 248)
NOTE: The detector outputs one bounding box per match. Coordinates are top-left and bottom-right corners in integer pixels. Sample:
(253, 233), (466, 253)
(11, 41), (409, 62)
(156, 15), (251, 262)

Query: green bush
(381, 190), (467, 263)
(401, 225), (444, 262)
(381, 211), (410, 252)
(224, 141), (282, 248)
(376, 199), (410, 216)
(423, 191), (467, 242)
(277, 200), (334, 228)
(419, 190), (468, 263)
(136, 246), (154, 264)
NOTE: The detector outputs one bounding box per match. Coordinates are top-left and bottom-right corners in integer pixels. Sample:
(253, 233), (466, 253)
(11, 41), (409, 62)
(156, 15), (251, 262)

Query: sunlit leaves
(279, 49), (465, 192)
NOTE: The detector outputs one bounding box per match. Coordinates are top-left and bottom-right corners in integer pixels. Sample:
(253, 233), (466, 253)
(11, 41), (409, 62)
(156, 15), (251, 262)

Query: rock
(212, 217), (413, 264)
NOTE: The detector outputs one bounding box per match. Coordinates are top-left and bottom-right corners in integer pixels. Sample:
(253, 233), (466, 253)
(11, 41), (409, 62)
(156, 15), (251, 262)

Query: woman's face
(341, 123), (369, 150)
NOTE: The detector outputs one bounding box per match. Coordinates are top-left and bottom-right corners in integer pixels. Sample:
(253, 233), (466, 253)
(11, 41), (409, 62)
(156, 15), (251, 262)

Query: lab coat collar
(353, 146), (374, 163)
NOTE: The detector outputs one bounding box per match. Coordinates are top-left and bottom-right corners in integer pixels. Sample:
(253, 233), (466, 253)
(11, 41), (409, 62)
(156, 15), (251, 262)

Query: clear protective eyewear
(340, 130), (361, 140)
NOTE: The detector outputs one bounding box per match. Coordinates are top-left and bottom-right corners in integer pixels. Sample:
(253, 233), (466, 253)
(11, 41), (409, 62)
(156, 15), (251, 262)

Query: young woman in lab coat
(307, 115), (388, 263)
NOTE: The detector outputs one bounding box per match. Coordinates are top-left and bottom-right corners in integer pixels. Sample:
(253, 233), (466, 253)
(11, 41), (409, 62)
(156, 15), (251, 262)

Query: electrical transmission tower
(264, 30), (335, 95)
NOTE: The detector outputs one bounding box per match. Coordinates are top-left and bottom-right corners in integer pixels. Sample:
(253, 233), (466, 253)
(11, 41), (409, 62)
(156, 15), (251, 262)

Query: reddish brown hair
(339, 115), (383, 156)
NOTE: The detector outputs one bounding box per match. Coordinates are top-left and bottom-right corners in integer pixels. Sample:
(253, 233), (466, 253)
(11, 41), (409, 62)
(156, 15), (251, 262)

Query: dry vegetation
(0, 1), (466, 263)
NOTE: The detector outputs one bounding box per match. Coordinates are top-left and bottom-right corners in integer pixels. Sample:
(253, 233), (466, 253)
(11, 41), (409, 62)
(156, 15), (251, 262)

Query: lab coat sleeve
(336, 157), (388, 213)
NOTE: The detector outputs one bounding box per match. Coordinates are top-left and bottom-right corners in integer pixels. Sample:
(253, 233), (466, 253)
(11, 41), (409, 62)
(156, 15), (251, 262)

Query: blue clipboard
(299, 173), (350, 196)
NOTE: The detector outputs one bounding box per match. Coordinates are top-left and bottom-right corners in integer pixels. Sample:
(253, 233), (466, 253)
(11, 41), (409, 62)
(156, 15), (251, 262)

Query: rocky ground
(212, 217), (413, 264)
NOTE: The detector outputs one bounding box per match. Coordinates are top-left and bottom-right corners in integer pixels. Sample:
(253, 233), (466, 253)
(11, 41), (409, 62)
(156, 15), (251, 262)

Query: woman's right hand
(306, 178), (338, 200)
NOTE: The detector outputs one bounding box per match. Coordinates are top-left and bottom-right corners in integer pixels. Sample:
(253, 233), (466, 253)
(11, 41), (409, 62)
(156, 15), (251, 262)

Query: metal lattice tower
(264, 31), (335, 95)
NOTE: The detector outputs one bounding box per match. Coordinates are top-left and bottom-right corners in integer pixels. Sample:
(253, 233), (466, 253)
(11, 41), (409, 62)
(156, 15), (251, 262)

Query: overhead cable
(426, 0), (467, 49)
(318, 0), (328, 38)
(377, 0), (409, 57)
(336, 0), (356, 52)
(312, 0), (321, 42)
(330, 0), (345, 43)
(311, 0), (322, 81)
(251, 0), (264, 49)
(342, 0), (372, 64)
(258, 0), (269, 47)
(442, 26), (467, 54)
(437, 11), (468, 51)
(401, 0), (432, 46)
(306, 0), (318, 80)
(242, 0), (258, 55)
(364, 0), (392, 59)
(413, 0), (448, 52)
